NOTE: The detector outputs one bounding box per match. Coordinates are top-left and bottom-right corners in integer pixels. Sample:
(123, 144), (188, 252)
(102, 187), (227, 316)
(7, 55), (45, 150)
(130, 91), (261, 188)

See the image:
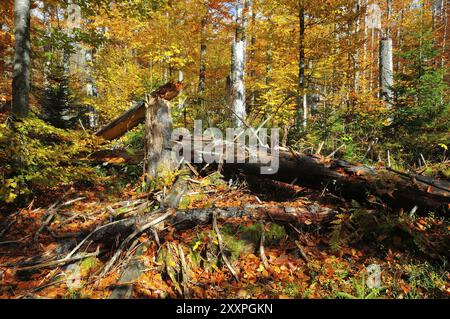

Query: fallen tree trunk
(11, 204), (331, 271)
(86, 149), (144, 165)
(89, 145), (449, 215)
(84, 204), (333, 243)
(172, 134), (450, 214)
(95, 81), (181, 141)
(95, 101), (146, 141)
(168, 205), (335, 230)
(222, 150), (449, 215)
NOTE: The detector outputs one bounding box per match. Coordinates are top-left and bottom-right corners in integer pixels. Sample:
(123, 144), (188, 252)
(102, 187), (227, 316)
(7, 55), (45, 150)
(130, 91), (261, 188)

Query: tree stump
(144, 96), (177, 186)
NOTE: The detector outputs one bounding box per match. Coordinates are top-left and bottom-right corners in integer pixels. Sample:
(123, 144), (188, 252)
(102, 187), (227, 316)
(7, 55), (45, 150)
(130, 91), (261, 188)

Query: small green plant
(236, 222), (286, 245)
(282, 282), (301, 298)
(335, 276), (385, 299)
(221, 232), (254, 260)
(402, 262), (448, 299)
(66, 288), (82, 299)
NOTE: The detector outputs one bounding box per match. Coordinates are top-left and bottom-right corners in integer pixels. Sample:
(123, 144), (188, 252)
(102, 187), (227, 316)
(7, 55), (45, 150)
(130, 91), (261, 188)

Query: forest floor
(0, 162), (449, 300)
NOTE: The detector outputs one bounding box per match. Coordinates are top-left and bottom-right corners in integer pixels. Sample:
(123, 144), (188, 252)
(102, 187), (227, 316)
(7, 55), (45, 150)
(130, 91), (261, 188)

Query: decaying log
(95, 81), (182, 141)
(221, 150), (449, 215)
(95, 101), (146, 141)
(109, 170), (188, 298)
(173, 138), (449, 214)
(10, 204), (332, 272)
(87, 143), (449, 215)
(168, 205), (336, 230)
(163, 172), (189, 208)
(144, 96), (178, 180)
(87, 205), (331, 247)
(86, 149), (144, 165)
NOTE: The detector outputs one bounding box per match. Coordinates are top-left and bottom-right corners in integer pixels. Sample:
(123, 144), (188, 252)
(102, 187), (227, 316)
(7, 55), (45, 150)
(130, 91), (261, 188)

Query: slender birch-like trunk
(198, 13), (207, 95)
(379, 0), (394, 107)
(12, 0), (31, 118)
(297, 0), (306, 130)
(354, 0), (361, 93)
(231, 0), (249, 128)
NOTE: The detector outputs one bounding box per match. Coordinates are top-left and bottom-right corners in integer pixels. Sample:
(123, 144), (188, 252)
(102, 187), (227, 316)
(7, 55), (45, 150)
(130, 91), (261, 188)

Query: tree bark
(379, 0), (394, 106)
(230, 0), (248, 128)
(95, 100), (147, 140)
(223, 150), (449, 215)
(353, 0), (361, 93)
(90, 142), (450, 215)
(95, 82), (181, 140)
(379, 37), (394, 106)
(297, 0), (306, 129)
(198, 13), (207, 95)
(167, 205), (335, 231)
(441, 0), (448, 81)
(12, 0), (31, 118)
(175, 141), (450, 215)
(144, 96), (177, 181)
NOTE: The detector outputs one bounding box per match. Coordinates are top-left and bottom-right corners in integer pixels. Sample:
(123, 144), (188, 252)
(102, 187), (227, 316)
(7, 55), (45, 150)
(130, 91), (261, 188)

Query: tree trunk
(12, 0), (31, 118)
(95, 100), (147, 140)
(396, 9), (404, 75)
(226, 151), (449, 215)
(172, 140), (450, 215)
(198, 14), (207, 95)
(144, 96), (177, 182)
(95, 82), (181, 140)
(379, 37), (393, 106)
(230, 0), (248, 128)
(67, 1), (82, 75)
(89, 142), (450, 215)
(249, 4), (256, 113)
(167, 205), (335, 231)
(353, 0), (361, 93)
(297, 0), (306, 129)
(177, 70), (185, 114)
(379, 1), (393, 102)
(441, 0), (448, 81)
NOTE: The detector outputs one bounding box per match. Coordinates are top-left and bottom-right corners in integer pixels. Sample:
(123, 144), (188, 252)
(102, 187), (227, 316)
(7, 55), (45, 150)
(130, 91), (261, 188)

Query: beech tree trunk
(144, 96), (177, 182)
(198, 13), (207, 95)
(230, 0), (248, 128)
(441, 0), (447, 81)
(379, 37), (394, 106)
(354, 0), (361, 93)
(379, 0), (394, 106)
(12, 0), (31, 118)
(297, 0), (306, 129)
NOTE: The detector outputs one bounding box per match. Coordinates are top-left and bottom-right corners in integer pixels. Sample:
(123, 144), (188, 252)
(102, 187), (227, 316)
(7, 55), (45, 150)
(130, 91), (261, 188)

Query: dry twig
(212, 212), (239, 281)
